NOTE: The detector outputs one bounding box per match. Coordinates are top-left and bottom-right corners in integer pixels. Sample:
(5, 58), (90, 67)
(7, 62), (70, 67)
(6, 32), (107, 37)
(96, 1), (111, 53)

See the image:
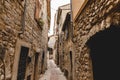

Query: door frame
(12, 39), (31, 80)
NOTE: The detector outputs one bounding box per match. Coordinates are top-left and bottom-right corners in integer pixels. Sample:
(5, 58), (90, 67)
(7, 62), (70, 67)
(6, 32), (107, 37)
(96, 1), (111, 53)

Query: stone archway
(86, 25), (120, 80)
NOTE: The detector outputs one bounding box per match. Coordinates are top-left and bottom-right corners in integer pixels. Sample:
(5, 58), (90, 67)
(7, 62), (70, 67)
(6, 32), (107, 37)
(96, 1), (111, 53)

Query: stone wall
(73, 0), (120, 80)
(0, 0), (49, 80)
(57, 12), (75, 80)
(58, 33), (64, 70)
(56, 4), (70, 72)
(63, 39), (74, 80)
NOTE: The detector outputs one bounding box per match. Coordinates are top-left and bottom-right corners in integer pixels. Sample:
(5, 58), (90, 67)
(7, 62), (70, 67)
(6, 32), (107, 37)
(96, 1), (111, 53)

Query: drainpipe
(70, 0), (74, 39)
(70, 0), (73, 23)
(70, 1), (74, 80)
(19, 0), (27, 34)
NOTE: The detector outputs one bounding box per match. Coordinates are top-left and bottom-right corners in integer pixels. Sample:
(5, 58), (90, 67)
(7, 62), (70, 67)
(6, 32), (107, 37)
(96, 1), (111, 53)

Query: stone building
(72, 0), (120, 80)
(56, 4), (70, 71)
(52, 12), (59, 65)
(54, 4), (75, 80)
(48, 35), (58, 60)
(61, 12), (74, 80)
(0, 0), (50, 80)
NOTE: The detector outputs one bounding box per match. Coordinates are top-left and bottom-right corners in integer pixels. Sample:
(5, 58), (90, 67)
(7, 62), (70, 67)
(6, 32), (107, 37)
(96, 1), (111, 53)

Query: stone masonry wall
(0, 0), (49, 80)
(0, 1), (25, 79)
(73, 0), (120, 80)
(63, 39), (74, 80)
(40, 0), (49, 73)
(61, 19), (74, 80)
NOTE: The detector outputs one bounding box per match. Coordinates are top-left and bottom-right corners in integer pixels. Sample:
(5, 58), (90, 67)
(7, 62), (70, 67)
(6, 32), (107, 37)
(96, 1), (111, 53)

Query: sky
(48, 0), (70, 36)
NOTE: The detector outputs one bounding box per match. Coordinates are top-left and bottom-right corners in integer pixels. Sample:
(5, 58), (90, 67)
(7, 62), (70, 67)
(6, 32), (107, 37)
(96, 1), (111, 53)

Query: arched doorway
(86, 25), (120, 80)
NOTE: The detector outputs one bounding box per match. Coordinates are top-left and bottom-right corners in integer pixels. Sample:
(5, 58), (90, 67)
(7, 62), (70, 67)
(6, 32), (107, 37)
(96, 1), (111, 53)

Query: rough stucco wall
(72, 0), (88, 21)
(0, 0), (49, 80)
(58, 9), (70, 34)
(57, 4), (70, 34)
(73, 0), (120, 80)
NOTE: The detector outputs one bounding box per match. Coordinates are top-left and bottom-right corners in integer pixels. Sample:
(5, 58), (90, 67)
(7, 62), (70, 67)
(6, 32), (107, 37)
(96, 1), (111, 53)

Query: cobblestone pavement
(39, 60), (66, 80)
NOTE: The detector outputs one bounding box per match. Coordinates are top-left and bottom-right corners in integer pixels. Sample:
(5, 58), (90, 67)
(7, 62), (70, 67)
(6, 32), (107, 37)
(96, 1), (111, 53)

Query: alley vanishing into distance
(0, 0), (120, 80)
(39, 60), (66, 80)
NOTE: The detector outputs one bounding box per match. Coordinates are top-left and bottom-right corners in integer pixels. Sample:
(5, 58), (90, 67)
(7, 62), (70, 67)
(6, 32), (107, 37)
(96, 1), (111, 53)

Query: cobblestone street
(39, 60), (66, 80)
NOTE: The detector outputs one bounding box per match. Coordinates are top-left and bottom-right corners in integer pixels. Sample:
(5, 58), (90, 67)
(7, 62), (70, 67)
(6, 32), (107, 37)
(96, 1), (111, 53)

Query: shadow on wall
(41, 51), (45, 74)
(64, 69), (69, 79)
(86, 25), (120, 80)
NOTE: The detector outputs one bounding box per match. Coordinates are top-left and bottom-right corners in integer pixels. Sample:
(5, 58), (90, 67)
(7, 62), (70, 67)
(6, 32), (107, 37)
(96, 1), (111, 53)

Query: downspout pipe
(19, 0), (27, 34)
(70, 0), (73, 23)
(70, 0), (74, 80)
(70, 0), (74, 39)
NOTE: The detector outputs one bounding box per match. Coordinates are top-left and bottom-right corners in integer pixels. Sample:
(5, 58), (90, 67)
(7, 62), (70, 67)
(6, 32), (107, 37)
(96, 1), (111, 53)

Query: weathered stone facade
(54, 4), (75, 80)
(56, 4), (70, 70)
(72, 0), (120, 80)
(61, 12), (75, 80)
(0, 0), (50, 80)
(52, 4), (75, 80)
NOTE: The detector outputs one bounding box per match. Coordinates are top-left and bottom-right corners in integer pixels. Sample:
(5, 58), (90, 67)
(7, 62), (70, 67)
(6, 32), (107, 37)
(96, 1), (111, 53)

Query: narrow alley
(39, 60), (66, 80)
(0, 0), (120, 80)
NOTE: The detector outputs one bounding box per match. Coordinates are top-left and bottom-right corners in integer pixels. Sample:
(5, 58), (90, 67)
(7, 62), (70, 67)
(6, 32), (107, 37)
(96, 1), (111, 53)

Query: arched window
(86, 25), (120, 80)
